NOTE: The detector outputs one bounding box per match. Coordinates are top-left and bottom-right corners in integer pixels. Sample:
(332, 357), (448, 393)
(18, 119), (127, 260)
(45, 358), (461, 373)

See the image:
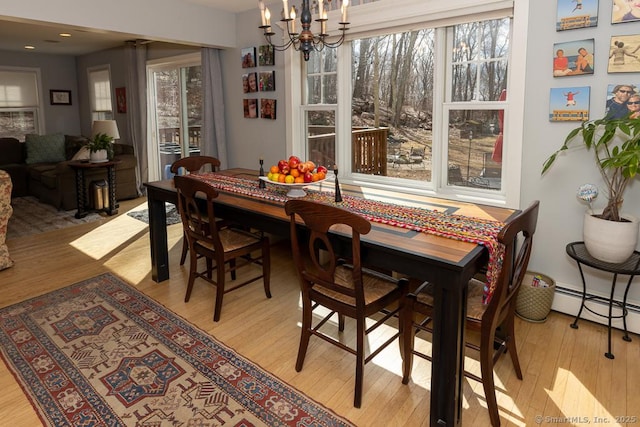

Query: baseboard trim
(550, 283), (640, 335)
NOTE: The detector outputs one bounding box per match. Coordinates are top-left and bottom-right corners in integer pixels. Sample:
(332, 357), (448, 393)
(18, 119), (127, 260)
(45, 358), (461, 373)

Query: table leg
(148, 193), (169, 282)
(570, 261), (588, 329)
(106, 165), (118, 215)
(430, 274), (468, 427)
(605, 273), (619, 359)
(622, 275), (634, 342)
(74, 168), (87, 219)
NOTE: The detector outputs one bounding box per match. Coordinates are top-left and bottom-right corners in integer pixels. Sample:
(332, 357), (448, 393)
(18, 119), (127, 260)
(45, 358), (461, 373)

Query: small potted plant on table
(87, 133), (114, 163)
(542, 115), (640, 263)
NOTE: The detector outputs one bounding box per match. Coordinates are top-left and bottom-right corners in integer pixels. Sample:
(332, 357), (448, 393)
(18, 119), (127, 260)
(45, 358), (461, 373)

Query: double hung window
(0, 67), (43, 140)
(88, 66), (113, 122)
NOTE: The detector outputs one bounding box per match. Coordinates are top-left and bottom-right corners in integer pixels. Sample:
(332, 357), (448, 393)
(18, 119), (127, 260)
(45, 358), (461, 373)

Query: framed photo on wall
(608, 35), (640, 73)
(549, 86), (590, 121)
(556, 0), (599, 30)
(115, 87), (127, 113)
(605, 83), (640, 118)
(612, 0), (640, 23)
(258, 45), (275, 66)
(259, 71), (275, 91)
(50, 90), (72, 105)
(242, 47), (256, 68)
(553, 39), (595, 77)
(243, 99), (258, 118)
(261, 98), (276, 120)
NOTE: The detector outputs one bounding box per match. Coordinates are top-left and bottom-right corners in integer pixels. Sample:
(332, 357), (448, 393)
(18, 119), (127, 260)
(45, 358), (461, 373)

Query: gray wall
(0, 50), (81, 136)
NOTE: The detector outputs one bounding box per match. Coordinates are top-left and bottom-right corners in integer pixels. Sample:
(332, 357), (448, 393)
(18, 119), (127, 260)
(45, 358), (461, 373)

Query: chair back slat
(174, 175), (222, 251)
(485, 200), (540, 326)
(285, 199), (371, 303)
(170, 156), (221, 175)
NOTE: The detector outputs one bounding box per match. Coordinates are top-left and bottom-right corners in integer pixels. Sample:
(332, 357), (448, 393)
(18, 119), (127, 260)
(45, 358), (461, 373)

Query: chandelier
(258, 0), (350, 61)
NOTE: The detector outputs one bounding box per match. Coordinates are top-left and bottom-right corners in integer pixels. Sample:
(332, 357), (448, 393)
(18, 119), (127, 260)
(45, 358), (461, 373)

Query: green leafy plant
(542, 116), (640, 222)
(87, 133), (114, 158)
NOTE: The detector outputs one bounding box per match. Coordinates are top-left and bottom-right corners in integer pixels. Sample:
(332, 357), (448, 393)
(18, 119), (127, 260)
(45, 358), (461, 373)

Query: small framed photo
(553, 39), (594, 77)
(556, 0), (599, 31)
(549, 86), (590, 122)
(612, 0), (640, 23)
(261, 98), (277, 120)
(608, 35), (640, 73)
(243, 73), (258, 93)
(605, 83), (640, 118)
(259, 71), (275, 91)
(115, 87), (127, 113)
(242, 47), (256, 68)
(50, 90), (72, 105)
(258, 45), (275, 66)
(243, 99), (258, 118)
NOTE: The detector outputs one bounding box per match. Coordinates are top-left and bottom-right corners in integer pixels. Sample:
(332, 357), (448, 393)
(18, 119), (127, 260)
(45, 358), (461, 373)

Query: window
(290, 0), (519, 206)
(88, 66), (113, 121)
(0, 68), (42, 140)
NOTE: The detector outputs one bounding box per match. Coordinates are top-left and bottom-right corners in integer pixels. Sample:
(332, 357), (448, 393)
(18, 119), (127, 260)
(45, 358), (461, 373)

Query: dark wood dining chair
(171, 156), (221, 265)
(400, 200), (540, 427)
(174, 175), (271, 322)
(284, 199), (408, 408)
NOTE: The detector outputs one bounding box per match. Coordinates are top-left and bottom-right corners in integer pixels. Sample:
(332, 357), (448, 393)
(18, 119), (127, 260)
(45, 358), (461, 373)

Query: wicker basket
(516, 271), (556, 323)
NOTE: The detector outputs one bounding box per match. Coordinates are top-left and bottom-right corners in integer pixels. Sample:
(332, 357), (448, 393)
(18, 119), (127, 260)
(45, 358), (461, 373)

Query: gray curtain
(201, 48), (228, 168)
(126, 40), (148, 194)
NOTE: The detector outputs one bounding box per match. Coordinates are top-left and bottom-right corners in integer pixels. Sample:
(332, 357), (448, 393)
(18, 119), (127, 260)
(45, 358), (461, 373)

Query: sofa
(0, 134), (139, 211)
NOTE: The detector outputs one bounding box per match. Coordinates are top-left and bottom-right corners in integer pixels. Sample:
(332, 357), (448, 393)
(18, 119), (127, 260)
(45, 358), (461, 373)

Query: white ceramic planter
(583, 211), (639, 263)
(89, 149), (108, 163)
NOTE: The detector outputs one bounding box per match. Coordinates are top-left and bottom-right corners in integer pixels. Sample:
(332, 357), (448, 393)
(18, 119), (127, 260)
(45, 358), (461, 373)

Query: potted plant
(87, 133), (114, 163)
(542, 115), (640, 262)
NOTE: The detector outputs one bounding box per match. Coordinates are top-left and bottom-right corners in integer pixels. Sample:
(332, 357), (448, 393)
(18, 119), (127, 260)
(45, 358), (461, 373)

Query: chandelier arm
(263, 31), (296, 52)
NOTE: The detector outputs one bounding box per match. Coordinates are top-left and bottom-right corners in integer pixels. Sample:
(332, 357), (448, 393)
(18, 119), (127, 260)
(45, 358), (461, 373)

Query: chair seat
(415, 278), (487, 321)
(314, 265), (402, 306)
(196, 228), (262, 253)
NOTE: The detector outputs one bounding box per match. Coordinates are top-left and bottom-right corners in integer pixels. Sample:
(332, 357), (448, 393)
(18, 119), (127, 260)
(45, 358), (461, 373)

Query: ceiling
(0, 0), (262, 56)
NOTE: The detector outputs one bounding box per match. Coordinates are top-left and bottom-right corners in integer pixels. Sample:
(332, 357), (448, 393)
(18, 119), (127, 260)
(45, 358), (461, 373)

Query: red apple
(303, 171), (313, 183)
(288, 156), (301, 169)
(280, 164), (290, 175)
(278, 159), (288, 172)
(317, 165), (328, 174)
(297, 163), (308, 173)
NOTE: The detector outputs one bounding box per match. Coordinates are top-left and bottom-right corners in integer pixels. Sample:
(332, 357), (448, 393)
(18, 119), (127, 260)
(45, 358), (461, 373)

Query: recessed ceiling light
(24, 45), (35, 50)
(59, 33), (72, 37)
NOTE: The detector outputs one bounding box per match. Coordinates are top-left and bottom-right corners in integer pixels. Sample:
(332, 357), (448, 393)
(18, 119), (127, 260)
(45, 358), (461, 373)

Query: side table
(566, 241), (640, 359)
(68, 160), (121, 219)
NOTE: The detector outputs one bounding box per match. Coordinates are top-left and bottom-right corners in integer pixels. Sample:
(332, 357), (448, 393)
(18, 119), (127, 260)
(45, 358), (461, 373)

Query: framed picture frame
(259, 71), (275, 91)
(243, 72), (258, 93)
(258, 45), (275, 66)
(243, 99), (258, 118)
(50, 90), (72, 105)
(549, 86), (590, 122)
(553, 39), (595, 77)
(242, 47), (256, 68)
(115, 87), (127, 113)
(605, 83), (640, 118)
(608, 35), (640, 73)
(612, 0), (640, 23)
(556, 0), (599, 31)
(261, 98), (277, 120)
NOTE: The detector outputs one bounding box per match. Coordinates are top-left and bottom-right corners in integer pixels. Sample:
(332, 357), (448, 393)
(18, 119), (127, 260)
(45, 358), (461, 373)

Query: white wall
(522, 2), (640, 332)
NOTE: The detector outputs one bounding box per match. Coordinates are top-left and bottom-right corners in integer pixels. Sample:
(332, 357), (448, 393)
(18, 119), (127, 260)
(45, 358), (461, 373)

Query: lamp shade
(91, 120), (120, 140)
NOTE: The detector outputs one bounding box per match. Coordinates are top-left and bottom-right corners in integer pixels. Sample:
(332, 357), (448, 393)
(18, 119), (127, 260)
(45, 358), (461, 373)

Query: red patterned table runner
(191, 173), (505, 303)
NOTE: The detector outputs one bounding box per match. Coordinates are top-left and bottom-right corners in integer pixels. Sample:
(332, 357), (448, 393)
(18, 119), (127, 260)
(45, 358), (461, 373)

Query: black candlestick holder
(258, 158), (266, 189)
(334, 165), (342, 202)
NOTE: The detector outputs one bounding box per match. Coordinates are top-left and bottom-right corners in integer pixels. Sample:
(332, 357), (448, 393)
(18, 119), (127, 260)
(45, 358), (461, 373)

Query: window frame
(285, 0), (526, 208)
(0, 66), (45, 138)
(87, 65), (114, 122)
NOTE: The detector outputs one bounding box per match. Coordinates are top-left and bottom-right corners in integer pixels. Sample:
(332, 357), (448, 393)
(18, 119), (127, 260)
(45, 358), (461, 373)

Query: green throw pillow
(25, 133), (66, 164)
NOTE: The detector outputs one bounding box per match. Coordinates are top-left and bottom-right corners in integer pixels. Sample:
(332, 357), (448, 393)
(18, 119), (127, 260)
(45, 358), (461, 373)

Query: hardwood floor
(1, 197), (639, 426)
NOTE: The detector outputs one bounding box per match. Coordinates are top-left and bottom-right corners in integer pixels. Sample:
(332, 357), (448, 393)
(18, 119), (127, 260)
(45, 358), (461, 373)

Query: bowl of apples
(262, 156), (329, 197)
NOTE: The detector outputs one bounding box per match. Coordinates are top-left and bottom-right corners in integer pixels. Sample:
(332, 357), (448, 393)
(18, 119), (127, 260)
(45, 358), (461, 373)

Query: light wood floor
(1, 197), (639, 426)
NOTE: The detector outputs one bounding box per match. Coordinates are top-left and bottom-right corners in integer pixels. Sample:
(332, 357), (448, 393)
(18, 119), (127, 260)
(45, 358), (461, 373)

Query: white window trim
(0, 66), (45, 135)
(284, 0), (527, 208)
(87, 64), (113, 118)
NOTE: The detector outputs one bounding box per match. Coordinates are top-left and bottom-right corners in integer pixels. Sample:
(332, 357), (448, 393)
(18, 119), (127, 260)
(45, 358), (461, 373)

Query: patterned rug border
(0, 273), (355, 427)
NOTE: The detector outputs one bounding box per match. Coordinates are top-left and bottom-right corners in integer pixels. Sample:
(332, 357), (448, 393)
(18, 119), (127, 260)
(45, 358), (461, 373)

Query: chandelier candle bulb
(265, 7), (271, 26)
(342, 0), (349, 23)
(283, 0), (289, 19)
(290, 7), (297, 32)
(259, 0), (266, 26)
(318, 0), (323, 18)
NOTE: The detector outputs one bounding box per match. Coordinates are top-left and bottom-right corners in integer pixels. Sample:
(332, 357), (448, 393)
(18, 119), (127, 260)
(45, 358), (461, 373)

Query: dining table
(143, 168), (517, 427)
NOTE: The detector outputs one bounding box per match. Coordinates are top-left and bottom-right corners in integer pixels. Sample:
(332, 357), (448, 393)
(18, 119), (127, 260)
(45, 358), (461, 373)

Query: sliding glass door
(147, 53), (202, 180)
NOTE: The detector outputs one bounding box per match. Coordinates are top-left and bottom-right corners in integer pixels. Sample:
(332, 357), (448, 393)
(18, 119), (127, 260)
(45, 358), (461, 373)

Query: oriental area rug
(0, 273), (354, 427)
